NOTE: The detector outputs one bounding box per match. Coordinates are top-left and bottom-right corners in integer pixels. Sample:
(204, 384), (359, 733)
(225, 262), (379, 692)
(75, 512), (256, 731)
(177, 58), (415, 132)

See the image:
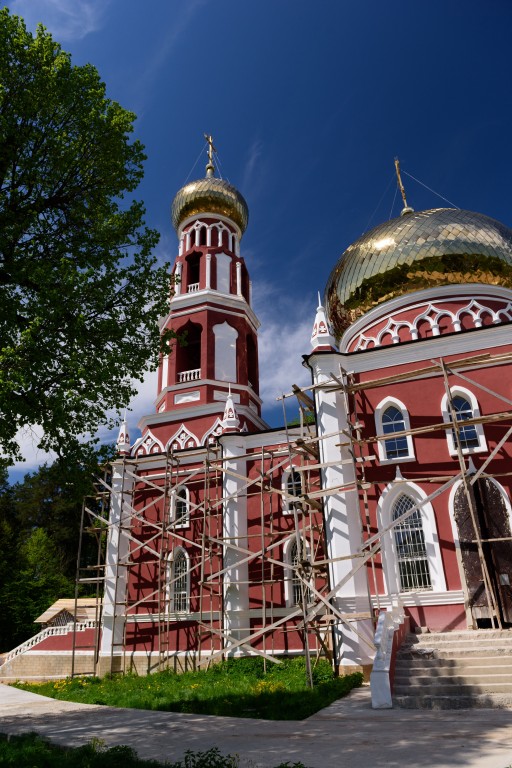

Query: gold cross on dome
(204, 133), (217, 166)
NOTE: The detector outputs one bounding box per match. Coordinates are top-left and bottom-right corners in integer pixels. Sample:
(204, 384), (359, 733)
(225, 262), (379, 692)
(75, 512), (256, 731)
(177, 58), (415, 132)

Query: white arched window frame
(374, 397), (415, 464)
(171, 485), (190, 528)
(377, 481), (447, 596)
(282, 466), (303, 514)
(284, 536), (311, 607)
(168, 547), (190, 614)
(441, 386), (487, 456)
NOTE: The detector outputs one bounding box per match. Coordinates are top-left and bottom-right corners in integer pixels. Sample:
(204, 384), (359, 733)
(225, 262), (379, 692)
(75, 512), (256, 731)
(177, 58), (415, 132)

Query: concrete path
(1, 683), (512, 768)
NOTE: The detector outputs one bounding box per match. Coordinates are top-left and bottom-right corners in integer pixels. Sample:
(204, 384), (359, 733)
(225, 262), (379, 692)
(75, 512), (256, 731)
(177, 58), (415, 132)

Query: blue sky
(7, 0), (512, 476)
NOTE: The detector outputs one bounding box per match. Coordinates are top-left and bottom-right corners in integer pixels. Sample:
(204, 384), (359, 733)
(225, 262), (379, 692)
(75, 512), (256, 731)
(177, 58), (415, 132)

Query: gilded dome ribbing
(171, 168), (249, 234)
(325, 208), (512, 340)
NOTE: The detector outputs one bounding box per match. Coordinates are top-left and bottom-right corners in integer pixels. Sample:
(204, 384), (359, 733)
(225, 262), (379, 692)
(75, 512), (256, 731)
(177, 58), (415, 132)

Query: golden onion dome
(171, 165), (249, 234)
(325, 207), (512, 340)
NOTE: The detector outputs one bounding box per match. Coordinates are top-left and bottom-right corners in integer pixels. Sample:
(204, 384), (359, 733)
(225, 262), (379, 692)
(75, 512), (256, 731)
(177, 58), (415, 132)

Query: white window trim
(282, 466), (303, 515)
(441, 386), (487, 456)
(377, 481), (447, 596)
(374, 396), (415, 465)
(168, 547), (190, 614)
(171, 485), (190, 528)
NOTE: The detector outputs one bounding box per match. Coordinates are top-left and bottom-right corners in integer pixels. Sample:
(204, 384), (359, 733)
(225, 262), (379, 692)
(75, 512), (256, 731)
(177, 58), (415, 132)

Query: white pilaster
(206, 254), (211, 289)
(236, 262), (242, 296)
(222, 436), (250, 649)
(175, 263), (182, 296)
(100, 460), (133, 657)
(311, 352), (374, 668)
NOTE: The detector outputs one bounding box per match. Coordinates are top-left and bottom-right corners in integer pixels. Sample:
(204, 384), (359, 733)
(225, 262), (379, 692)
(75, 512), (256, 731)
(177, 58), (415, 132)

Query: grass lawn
(13, 657), (363, 720)
(0, 733), (308, 767)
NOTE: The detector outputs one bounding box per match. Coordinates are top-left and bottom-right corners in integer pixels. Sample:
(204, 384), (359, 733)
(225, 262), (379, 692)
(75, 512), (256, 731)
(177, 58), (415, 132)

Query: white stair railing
(370, 598), (405, 709)
(3, 621), (97, 665)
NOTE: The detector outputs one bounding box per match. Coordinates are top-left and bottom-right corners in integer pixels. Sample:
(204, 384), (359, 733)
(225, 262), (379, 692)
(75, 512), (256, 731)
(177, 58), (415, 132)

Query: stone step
(404, 635), (512, 648)
(393, 693), (512, 710)
(395, 673), (512, 686)
(398, 645), (512, 659)
(395, 658), (512, 672)
(407, 630), (512, 643)
(394, 681), (512, 695)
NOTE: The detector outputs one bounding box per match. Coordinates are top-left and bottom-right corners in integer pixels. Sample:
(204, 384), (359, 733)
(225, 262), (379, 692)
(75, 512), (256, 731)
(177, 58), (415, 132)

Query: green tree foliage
(0, 447), (112, 650)
(0, 9), (172, 463)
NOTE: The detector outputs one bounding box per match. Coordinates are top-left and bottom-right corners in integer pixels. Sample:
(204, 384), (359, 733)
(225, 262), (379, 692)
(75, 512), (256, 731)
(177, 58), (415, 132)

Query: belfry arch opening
(176, 321), (202, 380)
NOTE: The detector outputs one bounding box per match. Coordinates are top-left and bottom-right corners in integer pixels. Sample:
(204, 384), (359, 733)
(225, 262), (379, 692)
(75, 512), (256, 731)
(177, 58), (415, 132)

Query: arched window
(392, 495), (432, 592)
(282, 467), (302, 514)
(286, 538), (311, 606)
(171, 549), (189, 613)
(452, 395), (479, 450)
(441, 387), (486, 456)
(172, 486), (190, 527)
(382, 406), (409, 459)
(378, 482), (446, 595)
(375, 398), (414, 463)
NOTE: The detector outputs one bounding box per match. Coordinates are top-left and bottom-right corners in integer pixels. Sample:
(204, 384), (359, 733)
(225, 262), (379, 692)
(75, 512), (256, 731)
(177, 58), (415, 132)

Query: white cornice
(138, 402), (268, 432)
(160, 292), (260, 332)
(156, 380), (263, 406)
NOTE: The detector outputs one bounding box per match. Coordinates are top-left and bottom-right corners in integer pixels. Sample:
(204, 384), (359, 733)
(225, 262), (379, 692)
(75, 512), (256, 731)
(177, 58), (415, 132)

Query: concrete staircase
(393, 629), (512, 709)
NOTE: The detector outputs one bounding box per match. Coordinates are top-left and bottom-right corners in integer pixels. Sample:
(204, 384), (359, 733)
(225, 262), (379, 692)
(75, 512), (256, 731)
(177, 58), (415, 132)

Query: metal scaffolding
(72, 348), (512, 676)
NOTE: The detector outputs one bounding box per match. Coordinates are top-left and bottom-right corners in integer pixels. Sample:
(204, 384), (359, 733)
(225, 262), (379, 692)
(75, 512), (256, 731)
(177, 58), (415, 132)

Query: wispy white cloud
(255, 287), (316, 423)
(9, 0), (110, 41)
(132, 0), (208, 113)
(242, 139), (263, 194)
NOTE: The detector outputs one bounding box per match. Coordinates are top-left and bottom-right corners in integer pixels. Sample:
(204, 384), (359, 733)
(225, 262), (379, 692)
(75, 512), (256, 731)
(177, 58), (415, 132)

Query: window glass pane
(392, 495), (432, 592)
(175, 488), (189, 525)
(452, 395), (480, 450)
(173, 552), (188, 612)
(382, 406), (409, 459)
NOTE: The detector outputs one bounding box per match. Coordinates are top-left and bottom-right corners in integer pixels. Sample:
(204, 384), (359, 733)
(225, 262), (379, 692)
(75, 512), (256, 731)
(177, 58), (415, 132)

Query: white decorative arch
(201, 417), (224, 445)
(166, 424), (199, 452)
(377, 480), (447, 595)
(133, 430), (164, 457)
(213, 321), (238, 381)
(441, 385), (487, 456)
(374, 396), (415, 464)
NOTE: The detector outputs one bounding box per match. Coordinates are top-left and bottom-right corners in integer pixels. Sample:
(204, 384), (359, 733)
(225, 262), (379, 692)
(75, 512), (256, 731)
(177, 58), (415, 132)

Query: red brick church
(3, 144), (512, 702)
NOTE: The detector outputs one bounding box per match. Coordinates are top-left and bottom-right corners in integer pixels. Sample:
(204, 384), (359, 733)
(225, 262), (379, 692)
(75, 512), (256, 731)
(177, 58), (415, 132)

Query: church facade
(3, 148), (512, 683)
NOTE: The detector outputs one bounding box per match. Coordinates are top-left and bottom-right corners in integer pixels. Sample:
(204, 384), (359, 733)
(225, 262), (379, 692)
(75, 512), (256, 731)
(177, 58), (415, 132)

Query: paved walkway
(1, 683), (512, 768)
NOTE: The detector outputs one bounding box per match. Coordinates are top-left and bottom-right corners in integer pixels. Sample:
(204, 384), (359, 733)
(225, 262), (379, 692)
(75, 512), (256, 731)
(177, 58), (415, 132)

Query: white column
(175, 263), (182, 296)
(236, 262), (242, 296)
(161, 353), (169, 391)
(235, 237), (240, 257)
(206, 254), (211, 289)
(206, 226), (212, 247)
(311, 353), (374, 669)
(100, 460), (133, 658)
(178, 237), (184, 256)
(222, 436), (250, 649)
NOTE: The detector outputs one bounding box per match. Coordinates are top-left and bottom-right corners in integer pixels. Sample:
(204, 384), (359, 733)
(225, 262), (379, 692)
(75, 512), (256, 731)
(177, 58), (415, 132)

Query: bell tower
(135, 139), (267, 456)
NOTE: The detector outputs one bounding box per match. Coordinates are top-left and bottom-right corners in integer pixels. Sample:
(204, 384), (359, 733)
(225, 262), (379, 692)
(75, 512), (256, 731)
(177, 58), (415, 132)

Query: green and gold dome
(325, 208), (512, 340)
(171, 163), (249, 235)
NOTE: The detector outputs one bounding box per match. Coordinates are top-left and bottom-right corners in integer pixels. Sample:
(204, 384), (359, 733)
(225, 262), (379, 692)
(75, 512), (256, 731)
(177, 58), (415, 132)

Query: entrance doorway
(454, 478), (512, 626)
